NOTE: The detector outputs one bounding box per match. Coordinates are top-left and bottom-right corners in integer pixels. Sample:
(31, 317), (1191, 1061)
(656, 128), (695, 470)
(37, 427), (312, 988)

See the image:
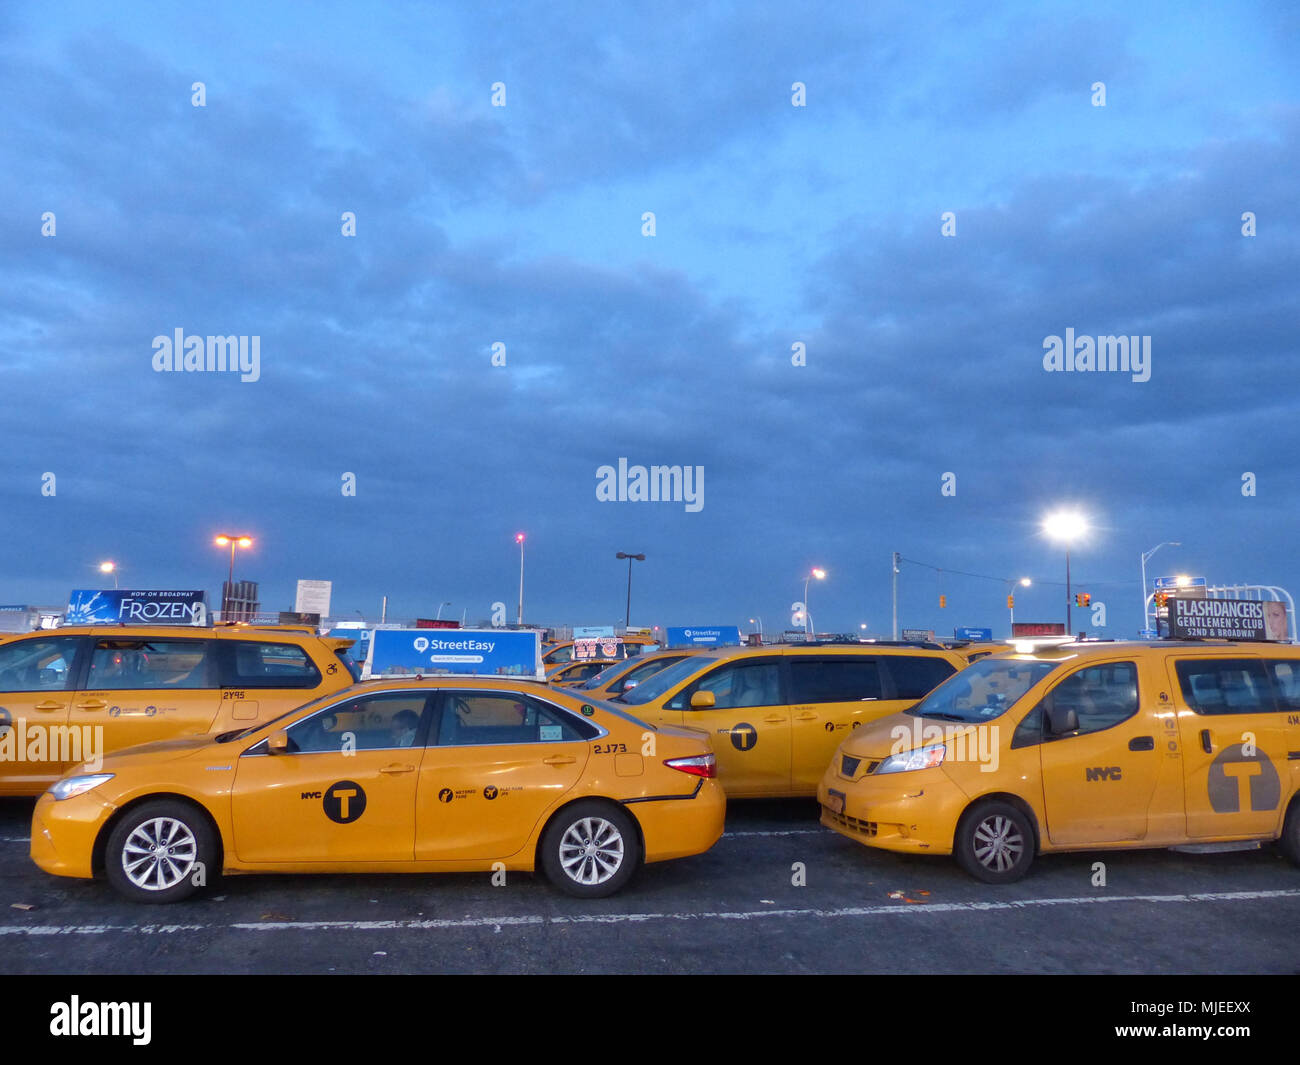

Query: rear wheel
(1280, 798), (1300, 867)
(955, 801), (1034, 883)
(105, 800), (216, 903)
(540, 801), (641, 898)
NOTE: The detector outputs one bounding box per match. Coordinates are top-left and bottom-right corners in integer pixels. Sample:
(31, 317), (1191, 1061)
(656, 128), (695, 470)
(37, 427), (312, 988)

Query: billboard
(1011, 621), (1066, 637)
(1169, 597), (1286, 641)
(573, 637), (624, 660)
(294, 579), (332, 617)
(954, 627), (994, 641)
(363, 628), (543, 679)
(665, 626), (742, 648)
(66, 589), (207, 626)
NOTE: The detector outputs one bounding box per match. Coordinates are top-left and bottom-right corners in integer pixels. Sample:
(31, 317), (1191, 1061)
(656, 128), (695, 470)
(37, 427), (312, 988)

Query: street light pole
(803, 567), (826, 636)
(616, 553), (645, 628)
(1042, 511), (1087, 638)
(515, 533), (526, 626)
(1140, 541), (1181, 634)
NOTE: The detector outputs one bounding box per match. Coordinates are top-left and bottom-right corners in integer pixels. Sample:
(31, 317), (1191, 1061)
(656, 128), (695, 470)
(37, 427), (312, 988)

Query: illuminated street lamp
(803, 567), (827, 636)
(98, 561), (119, 589)
(214, 535), (253, 618)
(1005, 576), (1031, 633)
(1042, 511), (1087, 633)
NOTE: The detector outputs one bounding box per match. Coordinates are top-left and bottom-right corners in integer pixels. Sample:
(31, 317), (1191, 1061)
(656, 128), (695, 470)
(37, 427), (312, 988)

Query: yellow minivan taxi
(819, 639), (1300, 882)
(0, 626), (356, 795)
(32, 677), (724, 901)
(610, 643), (964, 797)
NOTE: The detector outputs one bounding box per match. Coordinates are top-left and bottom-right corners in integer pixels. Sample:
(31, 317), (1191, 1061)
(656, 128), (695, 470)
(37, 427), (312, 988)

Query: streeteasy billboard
(66, 589), (208, 626)
(363, 628), (543, 680)
(666, 626), (741, 648)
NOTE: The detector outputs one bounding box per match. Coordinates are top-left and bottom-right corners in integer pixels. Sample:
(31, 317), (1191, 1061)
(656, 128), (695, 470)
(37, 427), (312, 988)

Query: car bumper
(630, 779), (726, 863)
(817, 769), (967, 856)
(30, 790), (116, 879)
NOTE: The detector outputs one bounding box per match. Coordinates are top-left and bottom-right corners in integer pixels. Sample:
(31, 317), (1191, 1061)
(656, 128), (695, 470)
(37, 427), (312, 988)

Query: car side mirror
(267, 729), (291, 754)
(690, 690), (716, 710)
(1046, 705), (1079, 736)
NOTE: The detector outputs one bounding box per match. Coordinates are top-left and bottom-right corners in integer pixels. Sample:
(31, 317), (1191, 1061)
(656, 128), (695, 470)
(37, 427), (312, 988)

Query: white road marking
(723, 829), (823, 837)
(2, 889), (1298, 935)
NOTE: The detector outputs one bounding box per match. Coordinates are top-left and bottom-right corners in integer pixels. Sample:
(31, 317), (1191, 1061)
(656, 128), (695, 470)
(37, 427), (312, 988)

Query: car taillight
(664, 754), (716, 778)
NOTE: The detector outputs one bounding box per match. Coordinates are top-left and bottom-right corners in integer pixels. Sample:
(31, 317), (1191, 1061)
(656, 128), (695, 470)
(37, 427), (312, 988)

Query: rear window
(788, 656), (881, 703)
(884, 655), (958, 700)
(87, 639), (217, 690)
(222, 641), (322, 689)
(1175, 658), (1275, 715)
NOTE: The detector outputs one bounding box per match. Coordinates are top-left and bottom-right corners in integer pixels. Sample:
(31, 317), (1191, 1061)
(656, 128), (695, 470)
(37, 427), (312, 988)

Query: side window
(0, 637), (83, 692)
(284, 693), (430, 754)
(1175, 659), (1275, 715)
(1011, 705), (1043, 749)
(671, 660), (782, 710)
(884, 656), (958, 700)
(87, 639), (216, 690)
(1044, 661), (1140, 737)
(547, 646), (573, 664)
(1264, 660), (1300, 712)
(436, 694), (598, 746)
(222, 641), (322, 689)
(788, 657), (881, 703)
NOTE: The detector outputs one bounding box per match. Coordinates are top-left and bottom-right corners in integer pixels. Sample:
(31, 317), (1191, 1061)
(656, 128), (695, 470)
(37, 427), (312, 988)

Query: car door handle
(543, 756), (577, 766)
(34, 700), (66, 712)
(75, 700), (107, 711)
(1128, 736), (1155, 751)
(763, 715), (785, 723)
(1200, 729), (1213, 754)
(379, 764), (416, 774)
(794, 712), (818, 721)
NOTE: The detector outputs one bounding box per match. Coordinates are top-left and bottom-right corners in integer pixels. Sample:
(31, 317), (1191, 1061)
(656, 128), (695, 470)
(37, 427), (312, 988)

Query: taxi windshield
(578, 658), (641, 690)
(905, 657), (1060, 723)
(615, 656), (719, 705)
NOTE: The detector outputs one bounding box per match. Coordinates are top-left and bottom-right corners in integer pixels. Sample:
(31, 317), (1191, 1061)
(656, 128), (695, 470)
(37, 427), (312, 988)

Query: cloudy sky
(2, 1), (1297, 637)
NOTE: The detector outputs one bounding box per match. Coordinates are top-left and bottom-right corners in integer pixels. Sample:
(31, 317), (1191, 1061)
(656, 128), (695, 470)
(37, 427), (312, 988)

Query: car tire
(104, 800), (216, 903)
(954, 800), (1034, 884)
(540, 800), (642, 898)
(1280, 798), (1300, 867)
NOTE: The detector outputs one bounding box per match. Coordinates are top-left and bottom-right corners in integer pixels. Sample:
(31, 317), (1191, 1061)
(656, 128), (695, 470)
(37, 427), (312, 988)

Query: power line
(896, 555), (1135, 588)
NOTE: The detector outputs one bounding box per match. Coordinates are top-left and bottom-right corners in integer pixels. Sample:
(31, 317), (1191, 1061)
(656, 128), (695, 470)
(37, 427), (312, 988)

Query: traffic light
(1074, 593), (1092, 607)
(1154, 591), (1169, 609)
(1007, 595), (1014, 609)
(939, 595), (947, 608)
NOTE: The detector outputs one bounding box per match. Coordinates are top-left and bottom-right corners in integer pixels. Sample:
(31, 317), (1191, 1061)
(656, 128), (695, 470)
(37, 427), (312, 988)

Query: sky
(1, 1), (1297, 637)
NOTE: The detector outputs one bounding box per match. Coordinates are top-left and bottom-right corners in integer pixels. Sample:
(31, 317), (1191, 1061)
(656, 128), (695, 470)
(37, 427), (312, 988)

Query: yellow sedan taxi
(0, 625), (357, 795)
(820, 638), (1300, 882)
(31, 677), (724, 901)
(610, 643), (964, 797)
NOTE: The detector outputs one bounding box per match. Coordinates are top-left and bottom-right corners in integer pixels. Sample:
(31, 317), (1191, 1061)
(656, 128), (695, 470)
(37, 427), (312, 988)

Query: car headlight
(875, 744), (946, 774)
(49, 774), (115, 801)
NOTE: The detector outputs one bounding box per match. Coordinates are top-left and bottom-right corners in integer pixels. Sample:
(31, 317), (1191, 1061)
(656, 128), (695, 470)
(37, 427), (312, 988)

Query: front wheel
(540, 801), (642, 898)
(104, 800), (216, 903)
(954, 801), (1034, 883)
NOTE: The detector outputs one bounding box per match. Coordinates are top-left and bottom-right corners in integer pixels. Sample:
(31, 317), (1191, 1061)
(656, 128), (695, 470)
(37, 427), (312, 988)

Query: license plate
(826, 789), (846, 815)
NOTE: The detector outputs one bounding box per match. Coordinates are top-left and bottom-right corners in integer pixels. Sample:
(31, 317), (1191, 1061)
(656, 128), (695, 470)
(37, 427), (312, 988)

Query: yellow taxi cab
(545, 659), (620, 687)
(610, 642), (964, 797)
(0, 625), (357, 795)
(570, 649), (698, 700)
(31, 677), (724, 901)
(819, 638), (1300, 882)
